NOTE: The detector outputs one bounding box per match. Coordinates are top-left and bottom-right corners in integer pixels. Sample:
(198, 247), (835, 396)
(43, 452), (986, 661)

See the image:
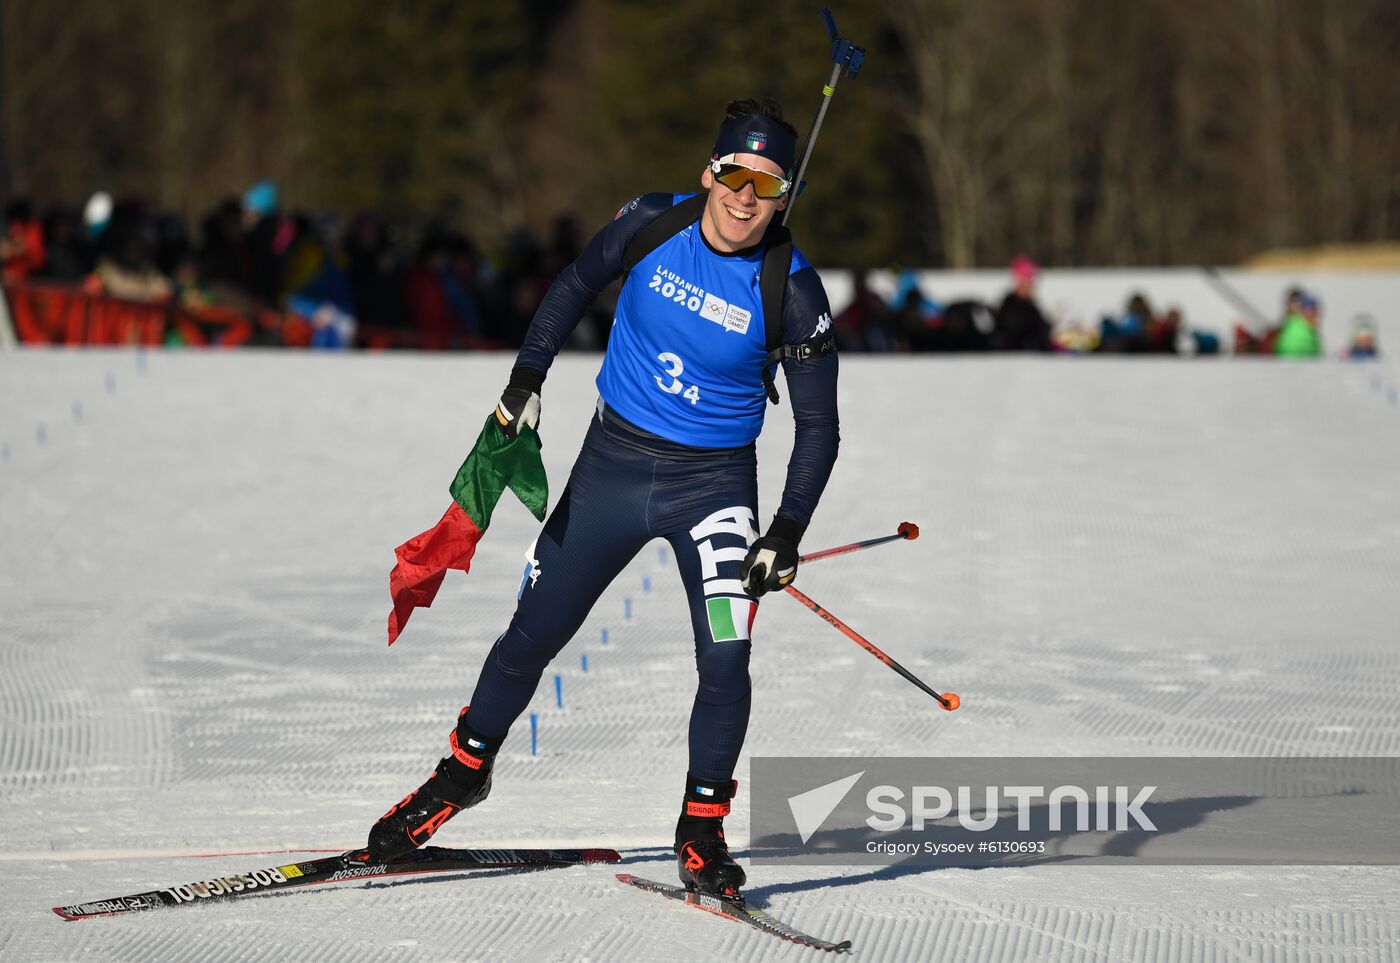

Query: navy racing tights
(463, 403), (760, 783)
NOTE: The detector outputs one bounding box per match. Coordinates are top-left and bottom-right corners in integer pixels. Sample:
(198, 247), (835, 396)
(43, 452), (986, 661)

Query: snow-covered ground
(3, 349), (1400, 962)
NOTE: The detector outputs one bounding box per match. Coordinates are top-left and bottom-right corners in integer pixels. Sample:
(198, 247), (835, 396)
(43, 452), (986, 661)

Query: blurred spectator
(888, 270), (943, 351)
(286, 225), (357, 350)
(279, 213), (335, 302)
(934, 300), (994, 352)
(1048, 298), (1100, 353)
(1342, 314), (1379, 360)
(152, 213), (192, 278)
(1275, 292), (1322, 358)
(486, 228), (549, 347)
(37, 207), (91, 281)
(834, 270), (895, 351)
(1144, 306), (1181, 353)
(84, 215), (173, 304)
(993, 254), (1051, 351)
(1100, 291), (1154, 353)
(441, 234), (487, 343)
(404, 231), (461, 351)
(1234, 286), (1297, 355)
(171, 252), (215, 310)
(243, 180), (300, 306)
(2, 200), (47, 282)
(1171, 306), (1222, 357)
(346, 211), (408, 339)
(199, 198), (254, 295)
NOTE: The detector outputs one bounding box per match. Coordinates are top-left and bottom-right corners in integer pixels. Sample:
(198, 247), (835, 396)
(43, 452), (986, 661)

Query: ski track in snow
(3, 350), (1400, 961)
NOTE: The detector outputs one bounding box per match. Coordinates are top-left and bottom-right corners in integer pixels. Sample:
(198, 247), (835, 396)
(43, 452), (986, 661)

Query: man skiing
(368, 97), (840, 898)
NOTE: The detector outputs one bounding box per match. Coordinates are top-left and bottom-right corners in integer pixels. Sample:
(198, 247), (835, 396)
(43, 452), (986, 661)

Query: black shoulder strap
(621, 194), (708, 276)
(758, 225), (793, 404)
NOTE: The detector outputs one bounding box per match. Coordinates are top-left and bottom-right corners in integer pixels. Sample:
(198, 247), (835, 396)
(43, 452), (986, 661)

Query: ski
(54, 846), (621, 921)
(616, 873), (851, 953)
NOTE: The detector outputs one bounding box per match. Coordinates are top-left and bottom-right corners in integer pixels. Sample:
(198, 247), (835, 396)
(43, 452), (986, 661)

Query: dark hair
(724, 98), (798, 140)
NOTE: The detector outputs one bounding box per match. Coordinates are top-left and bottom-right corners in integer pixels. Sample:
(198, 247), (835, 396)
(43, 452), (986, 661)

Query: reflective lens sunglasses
(709, 158), (791, 199)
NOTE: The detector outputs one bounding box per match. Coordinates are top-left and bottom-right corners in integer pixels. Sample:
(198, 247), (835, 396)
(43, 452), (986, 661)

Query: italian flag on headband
(387, 416), (548, 644)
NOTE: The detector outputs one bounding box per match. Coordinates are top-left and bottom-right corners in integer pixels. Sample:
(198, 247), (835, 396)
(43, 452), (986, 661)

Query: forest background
(3, 0), (1397, 269)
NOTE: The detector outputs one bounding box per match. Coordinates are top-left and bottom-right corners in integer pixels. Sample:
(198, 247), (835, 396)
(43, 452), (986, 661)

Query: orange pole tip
(939, 692), (960, 711)
(898, 521), (920, 540)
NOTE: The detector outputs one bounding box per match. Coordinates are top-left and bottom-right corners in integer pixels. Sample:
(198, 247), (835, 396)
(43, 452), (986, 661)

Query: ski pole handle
(783, 8), (867, 226)
(782, 584), (960, 711)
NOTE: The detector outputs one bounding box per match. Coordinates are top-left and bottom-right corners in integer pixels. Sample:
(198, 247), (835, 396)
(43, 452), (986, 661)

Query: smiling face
(698, 152), (790, 253)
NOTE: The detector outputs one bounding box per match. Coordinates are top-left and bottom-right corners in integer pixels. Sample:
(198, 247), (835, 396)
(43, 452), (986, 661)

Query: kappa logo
(518, 538), (542, 597)
(814, 311), (832, 336)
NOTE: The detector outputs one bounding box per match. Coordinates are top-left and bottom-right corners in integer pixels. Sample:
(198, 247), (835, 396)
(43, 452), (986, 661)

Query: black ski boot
(367, 708), (502, 860)
(674, 774), (746, 897)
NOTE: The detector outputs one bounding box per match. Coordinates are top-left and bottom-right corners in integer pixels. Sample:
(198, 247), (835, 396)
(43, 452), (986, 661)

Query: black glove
(740, 515), (804, 597)
(495, 366), (545, 439)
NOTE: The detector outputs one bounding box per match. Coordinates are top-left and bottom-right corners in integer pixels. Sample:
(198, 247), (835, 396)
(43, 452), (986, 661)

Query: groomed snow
(3, 349), (1399, 961)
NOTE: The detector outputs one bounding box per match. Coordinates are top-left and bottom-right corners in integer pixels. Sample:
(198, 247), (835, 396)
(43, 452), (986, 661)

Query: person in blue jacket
(367, 98), (840, 897)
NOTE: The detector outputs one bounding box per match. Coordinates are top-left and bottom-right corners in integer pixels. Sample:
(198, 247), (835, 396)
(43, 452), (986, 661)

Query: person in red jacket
(2, 200), (47, 283)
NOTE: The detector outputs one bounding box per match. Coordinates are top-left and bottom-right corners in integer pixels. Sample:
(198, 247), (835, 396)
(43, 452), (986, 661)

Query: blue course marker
(105, 373), (116, 394)
(136, 349), (147, 372)
(36, 425), (47, 446)
(1, 443), (10, 463)
(642, 576), (651, 593)
(659, 546), (669, 566)
(530, 713), (538, 756)
(581, 653), (589, 673)
(554, 674), (563, 709)
(72, 401), (83, 423)
(601, 628), (609, 646)
(624, 597), (633, 623)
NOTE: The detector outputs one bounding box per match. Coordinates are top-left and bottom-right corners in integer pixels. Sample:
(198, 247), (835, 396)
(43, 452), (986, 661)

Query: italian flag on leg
(706, 596), (757, 643)
(386, 416), (548, 644)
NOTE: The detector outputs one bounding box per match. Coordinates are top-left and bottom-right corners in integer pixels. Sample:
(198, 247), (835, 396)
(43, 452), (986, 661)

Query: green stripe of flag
(706, 597), (750, 643)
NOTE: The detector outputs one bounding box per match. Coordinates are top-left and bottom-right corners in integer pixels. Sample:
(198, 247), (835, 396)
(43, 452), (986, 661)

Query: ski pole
(782, 7), (866, 226)
(782, 584), (961, 711)
(1202, 266), (1272, 330)
(799, 522), (918, 565)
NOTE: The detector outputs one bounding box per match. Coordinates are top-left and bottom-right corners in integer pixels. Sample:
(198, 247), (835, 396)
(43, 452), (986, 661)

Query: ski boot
(674, 774), (746, 897)
(367, 707), (502, 860)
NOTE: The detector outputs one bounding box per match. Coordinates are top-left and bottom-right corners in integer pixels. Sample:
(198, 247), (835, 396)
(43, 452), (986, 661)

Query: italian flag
(387, 416), (548, 644)
(706, 596), (757, 643)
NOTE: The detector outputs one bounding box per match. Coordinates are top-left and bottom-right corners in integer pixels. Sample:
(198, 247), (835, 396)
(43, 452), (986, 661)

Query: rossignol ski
(54, 846), (620, 921)
(616, 873), (851, 953)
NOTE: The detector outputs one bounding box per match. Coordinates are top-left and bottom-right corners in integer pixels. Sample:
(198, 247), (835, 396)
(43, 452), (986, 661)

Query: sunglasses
(709, 159), (791, 199)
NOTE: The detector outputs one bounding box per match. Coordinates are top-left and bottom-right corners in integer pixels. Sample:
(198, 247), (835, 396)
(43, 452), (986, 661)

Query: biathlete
(367, 97), (840, 897)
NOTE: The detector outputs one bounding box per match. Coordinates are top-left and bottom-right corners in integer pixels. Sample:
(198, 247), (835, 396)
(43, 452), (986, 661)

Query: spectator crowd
(838, 257), (1379, 361)
(1, 185), (1381, 361)
(2, 185), (611, 352)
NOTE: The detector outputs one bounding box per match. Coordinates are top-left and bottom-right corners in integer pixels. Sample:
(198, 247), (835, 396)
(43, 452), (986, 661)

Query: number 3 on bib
(654, 352), (702, 406)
